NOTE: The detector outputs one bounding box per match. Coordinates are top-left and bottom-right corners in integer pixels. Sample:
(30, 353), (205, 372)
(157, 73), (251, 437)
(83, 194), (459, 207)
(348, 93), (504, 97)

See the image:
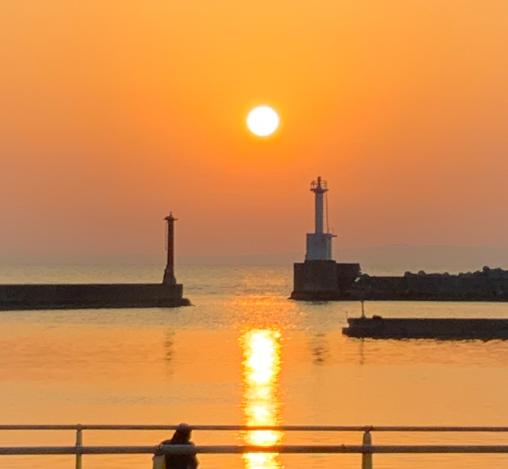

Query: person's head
(170, 423), (192, 443)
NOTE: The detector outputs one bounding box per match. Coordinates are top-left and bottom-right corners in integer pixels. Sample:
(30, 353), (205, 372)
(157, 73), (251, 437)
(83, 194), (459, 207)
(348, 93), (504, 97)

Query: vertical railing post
(361, 428), (373, 469)
(75, 424), (83, 469)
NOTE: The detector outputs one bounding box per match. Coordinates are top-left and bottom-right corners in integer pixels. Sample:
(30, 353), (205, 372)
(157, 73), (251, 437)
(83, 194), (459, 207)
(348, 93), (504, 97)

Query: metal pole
(75, 425), (82, 469)
(362, 430), (373, 469)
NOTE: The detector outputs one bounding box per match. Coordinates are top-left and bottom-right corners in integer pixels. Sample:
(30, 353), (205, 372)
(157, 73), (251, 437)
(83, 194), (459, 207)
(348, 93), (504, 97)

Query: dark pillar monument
(163, 212), (177, 285)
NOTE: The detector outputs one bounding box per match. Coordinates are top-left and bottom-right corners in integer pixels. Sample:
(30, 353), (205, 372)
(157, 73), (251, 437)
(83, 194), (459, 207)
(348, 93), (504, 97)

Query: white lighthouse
(291, 177), (360, 300)
(305, 177), (336, 261)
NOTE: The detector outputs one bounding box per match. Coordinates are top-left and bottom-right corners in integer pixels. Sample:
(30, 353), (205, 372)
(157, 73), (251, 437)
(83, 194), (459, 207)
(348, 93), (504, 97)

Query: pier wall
(0, 283), (190, 310)
(291, 261), (361, 300)
(292, 264), (508, 302)
(343, 317), (508, 339)
(353, 272), (508, 300)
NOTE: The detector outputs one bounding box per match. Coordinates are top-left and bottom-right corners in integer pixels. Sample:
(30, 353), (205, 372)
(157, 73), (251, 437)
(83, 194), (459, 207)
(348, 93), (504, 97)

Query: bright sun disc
(247, 105), (280, 137)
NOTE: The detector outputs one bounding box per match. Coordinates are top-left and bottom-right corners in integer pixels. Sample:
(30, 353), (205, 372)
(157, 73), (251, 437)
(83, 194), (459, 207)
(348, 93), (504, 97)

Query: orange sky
(1, 1), (508, 264)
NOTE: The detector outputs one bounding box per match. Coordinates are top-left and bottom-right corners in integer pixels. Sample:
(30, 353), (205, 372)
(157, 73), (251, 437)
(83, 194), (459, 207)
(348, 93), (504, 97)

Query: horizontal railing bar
(1, 424), (508, 432)
(3, 445), (508, 455)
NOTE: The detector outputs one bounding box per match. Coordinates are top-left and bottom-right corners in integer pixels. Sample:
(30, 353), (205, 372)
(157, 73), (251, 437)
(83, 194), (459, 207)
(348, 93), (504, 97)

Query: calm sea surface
(1, 264), (508, 469)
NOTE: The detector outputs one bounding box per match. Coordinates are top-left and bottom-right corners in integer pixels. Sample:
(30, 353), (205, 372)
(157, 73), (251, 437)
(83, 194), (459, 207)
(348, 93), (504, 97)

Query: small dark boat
(342, 316), (508, 339)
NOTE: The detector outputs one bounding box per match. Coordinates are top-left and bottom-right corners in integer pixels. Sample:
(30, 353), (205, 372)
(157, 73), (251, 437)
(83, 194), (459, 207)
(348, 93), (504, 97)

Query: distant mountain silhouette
(181, 244), (508, 274)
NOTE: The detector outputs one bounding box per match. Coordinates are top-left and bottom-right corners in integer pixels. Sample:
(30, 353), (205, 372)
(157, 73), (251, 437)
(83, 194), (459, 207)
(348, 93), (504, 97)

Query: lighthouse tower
(163, 212), (177, 285)
(291, 177), (360, 301)
(305, 177), (336, 261)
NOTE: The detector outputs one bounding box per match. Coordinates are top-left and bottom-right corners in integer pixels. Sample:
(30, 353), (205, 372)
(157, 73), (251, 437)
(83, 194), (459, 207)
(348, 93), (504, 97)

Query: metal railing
(2, 424), (508, 469)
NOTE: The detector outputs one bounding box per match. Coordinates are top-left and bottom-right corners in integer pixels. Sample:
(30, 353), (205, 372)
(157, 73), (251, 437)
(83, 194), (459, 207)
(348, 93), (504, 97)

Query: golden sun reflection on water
(241, 329), (283, 469)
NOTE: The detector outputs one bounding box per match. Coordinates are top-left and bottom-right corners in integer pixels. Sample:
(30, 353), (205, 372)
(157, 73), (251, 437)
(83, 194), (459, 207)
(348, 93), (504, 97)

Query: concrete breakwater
(0, 283), (190, 310)
(0, 213), (190, 310)
(292, 265), (508, 301)
(343, 317), (508, 339)
(351, 267), (508, 301)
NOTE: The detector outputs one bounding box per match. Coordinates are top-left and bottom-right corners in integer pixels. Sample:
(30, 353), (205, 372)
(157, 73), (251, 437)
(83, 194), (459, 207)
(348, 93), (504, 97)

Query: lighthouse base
(290, 260), (361, 301)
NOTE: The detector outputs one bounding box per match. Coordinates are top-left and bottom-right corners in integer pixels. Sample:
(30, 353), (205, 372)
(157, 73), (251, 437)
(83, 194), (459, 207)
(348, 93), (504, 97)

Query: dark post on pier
(163, 212), (177, 286)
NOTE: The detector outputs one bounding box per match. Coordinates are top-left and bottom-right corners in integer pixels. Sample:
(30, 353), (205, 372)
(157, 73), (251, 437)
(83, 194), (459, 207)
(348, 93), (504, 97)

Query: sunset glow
(1, 2), (507, 264)
(2, 2), (508, 469)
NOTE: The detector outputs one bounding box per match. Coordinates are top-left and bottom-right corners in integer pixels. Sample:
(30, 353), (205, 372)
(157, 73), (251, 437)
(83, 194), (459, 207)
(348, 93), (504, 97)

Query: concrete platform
(0, 283), (190, 310)
(343, 316), (508, 339)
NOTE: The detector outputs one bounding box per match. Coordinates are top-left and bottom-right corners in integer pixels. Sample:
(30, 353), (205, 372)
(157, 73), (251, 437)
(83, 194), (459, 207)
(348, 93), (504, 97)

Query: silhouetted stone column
(163, 213), (177, 285)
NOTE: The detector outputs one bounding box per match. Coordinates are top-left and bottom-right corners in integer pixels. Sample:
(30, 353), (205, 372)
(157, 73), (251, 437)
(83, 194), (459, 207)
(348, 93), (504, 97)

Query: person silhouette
(155, 423), (199, 469)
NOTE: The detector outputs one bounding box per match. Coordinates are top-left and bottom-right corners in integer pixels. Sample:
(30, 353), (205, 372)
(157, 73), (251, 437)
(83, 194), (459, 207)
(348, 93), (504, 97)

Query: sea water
(1, 264), (508, 469)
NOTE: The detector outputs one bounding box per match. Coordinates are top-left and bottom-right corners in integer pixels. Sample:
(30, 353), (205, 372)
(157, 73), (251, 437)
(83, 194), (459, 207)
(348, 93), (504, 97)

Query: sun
(246, 105), (280, 137)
